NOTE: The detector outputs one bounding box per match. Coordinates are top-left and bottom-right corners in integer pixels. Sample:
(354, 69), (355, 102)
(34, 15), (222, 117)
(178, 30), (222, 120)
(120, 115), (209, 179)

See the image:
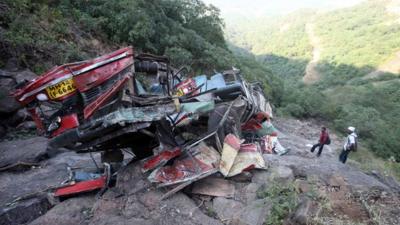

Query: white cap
(348, 126), (355, 132)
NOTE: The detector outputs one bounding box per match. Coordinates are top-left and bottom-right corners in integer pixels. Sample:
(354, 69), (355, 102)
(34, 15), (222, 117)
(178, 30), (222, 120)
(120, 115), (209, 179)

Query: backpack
(325, 135), (331, 145)
(347, 134), (358, 151)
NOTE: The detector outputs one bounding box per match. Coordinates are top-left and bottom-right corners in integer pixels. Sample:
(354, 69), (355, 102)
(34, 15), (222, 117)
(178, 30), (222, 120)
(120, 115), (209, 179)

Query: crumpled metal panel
(100, 103), (177, 127)
(181, 101), (215, 114)
(148, 142), (220, 186)
(142, 147), (181, 173)
(227, 143), (266, 177)
(219, 134), (241, 177)
(251, 90), (273, 118)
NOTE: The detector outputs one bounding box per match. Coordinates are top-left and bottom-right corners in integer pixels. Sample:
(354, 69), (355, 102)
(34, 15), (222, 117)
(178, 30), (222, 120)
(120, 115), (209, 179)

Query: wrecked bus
(13, 47), (285, 191)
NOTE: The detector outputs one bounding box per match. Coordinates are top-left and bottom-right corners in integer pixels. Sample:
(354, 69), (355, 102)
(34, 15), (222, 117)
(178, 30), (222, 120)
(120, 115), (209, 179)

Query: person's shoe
(317, 153), (321, 157)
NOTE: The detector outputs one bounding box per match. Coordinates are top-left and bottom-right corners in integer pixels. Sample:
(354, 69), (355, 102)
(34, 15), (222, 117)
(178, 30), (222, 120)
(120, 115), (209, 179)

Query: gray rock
(212, 197), (244, 221)
(0, 76), (20, 114)
(213, 197), (271, 225)
(269, 166), (294, 185)
(0, 69), (37, 114)
(237, 199), (271, 225)
(243, 183), (262, 204)
(5, 108), (31, 126)
(17, 121), (37, 130)
(252, 170), (270, 185)
(230, 171), (253, 182)
(0, 196), (51, 225)
(0, 137), (48, 168)
(13, 69), (37, 84)
(29, 196), (96, 225)
(286, 197), (313, 225)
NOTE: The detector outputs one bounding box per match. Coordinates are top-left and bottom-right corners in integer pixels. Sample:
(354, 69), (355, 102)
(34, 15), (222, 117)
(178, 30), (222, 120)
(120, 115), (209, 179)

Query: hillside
(0, 1), (400, 225)
(1, 117), (400, 225)
(225, 0), (400, 161)
(0, 0), (279, 95)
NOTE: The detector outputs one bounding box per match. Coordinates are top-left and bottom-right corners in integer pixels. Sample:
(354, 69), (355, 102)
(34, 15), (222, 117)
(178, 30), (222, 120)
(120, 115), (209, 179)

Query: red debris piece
(54, 175), (107, 197)
(142, 147), (182, 172)
(148, 143), (220, 186)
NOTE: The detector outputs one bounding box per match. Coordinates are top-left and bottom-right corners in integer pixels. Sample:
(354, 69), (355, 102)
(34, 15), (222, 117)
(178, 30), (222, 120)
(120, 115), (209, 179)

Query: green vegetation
(0, 0), (280, 102)
(348, 146), (400, 181)
(226, 0), (400, 161)
(226, 11), (313, 79)
(257, 181), (298, 225)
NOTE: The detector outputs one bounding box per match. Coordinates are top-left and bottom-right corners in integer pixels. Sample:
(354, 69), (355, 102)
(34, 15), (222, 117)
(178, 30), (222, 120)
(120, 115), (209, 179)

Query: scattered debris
(11, 46), (289, 199)
(54, 163), (111, 197)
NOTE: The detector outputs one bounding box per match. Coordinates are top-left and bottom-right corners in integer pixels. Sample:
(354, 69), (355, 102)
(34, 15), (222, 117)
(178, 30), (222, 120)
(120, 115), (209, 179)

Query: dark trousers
(339, 149), (351, 163)
(310, 143), (324, 156)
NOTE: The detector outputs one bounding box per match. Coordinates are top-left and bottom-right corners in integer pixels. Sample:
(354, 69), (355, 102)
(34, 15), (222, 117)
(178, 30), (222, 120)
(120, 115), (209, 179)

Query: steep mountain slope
(225, 0), (400, 160)
(226, 11), (313, 80)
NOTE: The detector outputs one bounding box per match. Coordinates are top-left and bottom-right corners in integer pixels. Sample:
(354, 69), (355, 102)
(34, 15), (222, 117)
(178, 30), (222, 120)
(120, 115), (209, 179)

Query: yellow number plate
(176, 89), (185, 97)
(46, 78), (76, 99)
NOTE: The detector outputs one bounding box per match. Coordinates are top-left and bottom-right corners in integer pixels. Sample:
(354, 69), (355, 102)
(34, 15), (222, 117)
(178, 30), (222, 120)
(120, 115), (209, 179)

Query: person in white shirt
(339, 126), (358, 164)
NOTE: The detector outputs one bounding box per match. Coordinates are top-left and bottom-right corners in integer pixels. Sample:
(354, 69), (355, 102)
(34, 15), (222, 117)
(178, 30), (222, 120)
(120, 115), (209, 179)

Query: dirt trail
(303, 21), (322, 84)
(362, 51), (400, 80)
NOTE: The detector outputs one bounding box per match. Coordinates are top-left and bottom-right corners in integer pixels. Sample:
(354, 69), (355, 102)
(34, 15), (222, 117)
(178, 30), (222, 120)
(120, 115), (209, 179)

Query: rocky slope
(1, 117), (399, 225)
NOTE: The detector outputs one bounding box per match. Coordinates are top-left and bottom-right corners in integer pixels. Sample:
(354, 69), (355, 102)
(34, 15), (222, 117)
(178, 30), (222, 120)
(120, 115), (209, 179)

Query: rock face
(29, 196), (96, 225)
(0, 69), (37, 114)
(0, 137), (48, 168)
(286, 196), (313, 225)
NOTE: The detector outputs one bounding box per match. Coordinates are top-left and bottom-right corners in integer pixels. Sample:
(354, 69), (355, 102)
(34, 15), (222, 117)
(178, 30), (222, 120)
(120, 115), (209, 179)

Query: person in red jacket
(310, 127), (329, 157)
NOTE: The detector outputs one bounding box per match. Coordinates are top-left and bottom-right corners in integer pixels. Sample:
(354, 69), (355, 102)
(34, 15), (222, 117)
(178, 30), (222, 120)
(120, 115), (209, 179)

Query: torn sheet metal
(148, 143), (220, 186)
(227, 143), (266, 177)
(194, 75), (207, 92)
(54, 175), (107, 197)
(191, 177), (235, 198)
(142, 147), (181, 173)
(54, 164), (111, 197)
(181, 101), (215, 114)
(219, 134), (241, 176)
(101, 103), (177, 127)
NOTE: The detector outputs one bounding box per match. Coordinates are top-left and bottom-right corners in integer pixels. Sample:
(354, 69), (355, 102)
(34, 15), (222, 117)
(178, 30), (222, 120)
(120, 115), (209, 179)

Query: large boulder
(29, 196), (96, 225)
(0, 69), (37, 114)
(0, 137), (48, 168)
(212, 197), (271, 225)
(286, 196), (313, 225)
(213, 197), (244, 221)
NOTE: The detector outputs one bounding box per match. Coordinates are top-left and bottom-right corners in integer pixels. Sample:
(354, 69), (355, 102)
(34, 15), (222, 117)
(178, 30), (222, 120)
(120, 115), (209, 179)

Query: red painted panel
(54, 176), (106, 197)
(73, 56), (133, 92)
(13, 47), (134, 105)
(83, 75), (130, 119)
(51, 113), (79, 137)
(142, 148), (181, 172)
